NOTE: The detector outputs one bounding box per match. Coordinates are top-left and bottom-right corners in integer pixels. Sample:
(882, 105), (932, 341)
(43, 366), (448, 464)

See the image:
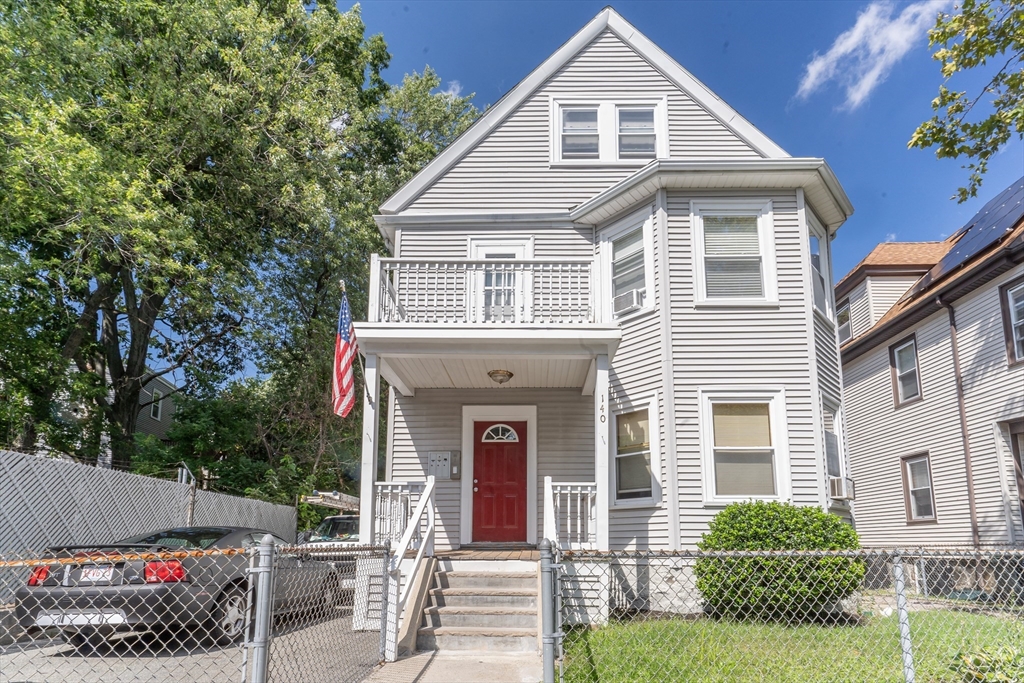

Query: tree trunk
(107, 384), (142, 469)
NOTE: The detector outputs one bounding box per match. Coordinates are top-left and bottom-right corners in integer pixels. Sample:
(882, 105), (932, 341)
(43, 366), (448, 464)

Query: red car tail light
(27, 565), (50, 586)
(144, 560), (187, 583)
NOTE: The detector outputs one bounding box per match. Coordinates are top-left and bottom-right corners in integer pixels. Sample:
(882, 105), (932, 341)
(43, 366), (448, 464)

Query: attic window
(617, 108), (655, 159)
(551, 98), (667, 164)
(561, 108), (599, 159)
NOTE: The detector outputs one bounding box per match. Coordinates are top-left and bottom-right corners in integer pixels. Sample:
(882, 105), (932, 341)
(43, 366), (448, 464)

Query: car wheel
(211, 584), (248, 644)
(319, 579), (337, 615)
(62, 629), (108, 652)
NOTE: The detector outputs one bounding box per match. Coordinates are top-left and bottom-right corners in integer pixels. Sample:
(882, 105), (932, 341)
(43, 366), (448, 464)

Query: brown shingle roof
(835, 241), (952, 295)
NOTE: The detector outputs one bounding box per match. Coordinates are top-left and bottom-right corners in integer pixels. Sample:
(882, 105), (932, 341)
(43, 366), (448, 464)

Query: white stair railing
(383, 476), (435, 662)
(374, 481), (426, 547)
(544, 477), (597, 551)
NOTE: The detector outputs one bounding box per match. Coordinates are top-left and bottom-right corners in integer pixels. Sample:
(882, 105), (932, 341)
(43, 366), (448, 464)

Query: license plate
(80, 566), (113, 583)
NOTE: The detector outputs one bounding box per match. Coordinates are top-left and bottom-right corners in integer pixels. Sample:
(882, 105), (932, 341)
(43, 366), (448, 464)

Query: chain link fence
(0, 533), (391, 683)
(554, 548), (1024, 683)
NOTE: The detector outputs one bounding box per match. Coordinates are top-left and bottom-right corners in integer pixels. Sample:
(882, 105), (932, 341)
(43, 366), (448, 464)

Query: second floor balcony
(369, 255), (596, 325)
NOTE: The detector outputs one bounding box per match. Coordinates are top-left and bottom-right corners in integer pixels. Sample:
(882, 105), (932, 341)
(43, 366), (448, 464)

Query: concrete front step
(423, 605), (538, 629)
(416, 626), (538, 652)
(435, 571), (536, 590)
(427, 587), (537, 608)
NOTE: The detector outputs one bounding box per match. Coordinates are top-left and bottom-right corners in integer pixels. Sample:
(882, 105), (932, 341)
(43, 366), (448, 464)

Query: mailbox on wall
(426, 451), (461, 480)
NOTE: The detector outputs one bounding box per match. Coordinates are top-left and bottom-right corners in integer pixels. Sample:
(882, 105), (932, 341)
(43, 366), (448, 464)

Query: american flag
(332, 293), (357, 417)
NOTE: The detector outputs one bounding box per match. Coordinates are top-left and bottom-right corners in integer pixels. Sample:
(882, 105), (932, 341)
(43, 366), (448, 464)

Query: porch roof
(353, 322), (620, 396)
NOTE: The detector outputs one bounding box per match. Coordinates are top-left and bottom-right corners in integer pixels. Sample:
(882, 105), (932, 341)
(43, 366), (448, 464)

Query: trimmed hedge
(694, 501), (866, 622)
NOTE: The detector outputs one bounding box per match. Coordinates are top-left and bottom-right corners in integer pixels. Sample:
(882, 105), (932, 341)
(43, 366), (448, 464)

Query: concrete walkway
(364, 651), (542, 683)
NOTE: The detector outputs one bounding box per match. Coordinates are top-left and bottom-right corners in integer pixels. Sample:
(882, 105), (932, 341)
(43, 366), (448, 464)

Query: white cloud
(439, 80), (462, 98)
(885, 232), (898, 242)
(796, 0), (947, 110)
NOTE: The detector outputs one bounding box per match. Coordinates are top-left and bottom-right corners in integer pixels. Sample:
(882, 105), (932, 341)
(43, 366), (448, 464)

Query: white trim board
(378, 7), (789, 215)
(460, 405), (539, 546)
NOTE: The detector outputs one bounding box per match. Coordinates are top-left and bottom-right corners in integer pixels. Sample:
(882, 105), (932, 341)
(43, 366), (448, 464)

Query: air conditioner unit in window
(613, 289), (643, 316)
(829, 476), (855, 501)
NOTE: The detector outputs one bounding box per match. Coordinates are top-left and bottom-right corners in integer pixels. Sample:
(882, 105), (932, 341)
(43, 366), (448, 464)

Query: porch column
(594, 354), (610, 550)
(359, 353), (381, 545)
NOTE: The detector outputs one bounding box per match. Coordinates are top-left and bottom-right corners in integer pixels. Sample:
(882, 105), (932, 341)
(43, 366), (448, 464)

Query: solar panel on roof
(909, 177), (1024, 296)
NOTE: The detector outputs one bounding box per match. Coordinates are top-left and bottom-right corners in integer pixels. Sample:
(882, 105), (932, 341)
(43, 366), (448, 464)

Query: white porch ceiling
(385, 356), (592, 391)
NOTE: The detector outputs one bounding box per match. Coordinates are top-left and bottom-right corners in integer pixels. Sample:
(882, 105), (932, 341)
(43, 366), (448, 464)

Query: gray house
(349, 8), (854, 653)
(839, 178), (1024, 547)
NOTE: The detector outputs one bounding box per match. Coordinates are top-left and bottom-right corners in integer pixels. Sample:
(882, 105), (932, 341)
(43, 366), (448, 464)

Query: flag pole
(340, 279), (372, 404)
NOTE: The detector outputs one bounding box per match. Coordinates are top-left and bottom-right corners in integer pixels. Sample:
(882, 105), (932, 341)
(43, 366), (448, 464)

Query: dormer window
(561, 108), (599, 159)
(550, 98), (667, 164)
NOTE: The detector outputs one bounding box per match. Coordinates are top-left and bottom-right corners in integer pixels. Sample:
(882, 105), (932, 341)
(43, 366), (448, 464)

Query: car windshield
(116, 528), (231, 550)
(309, 518), (358, 542)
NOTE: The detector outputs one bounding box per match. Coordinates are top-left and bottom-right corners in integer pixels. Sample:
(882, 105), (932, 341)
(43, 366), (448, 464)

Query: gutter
(937, 297), (981, 548)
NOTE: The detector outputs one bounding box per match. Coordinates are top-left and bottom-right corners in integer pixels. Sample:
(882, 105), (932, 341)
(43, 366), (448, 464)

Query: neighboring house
(135, 375), (176, 441)
(353, 7), (854, 558)
(839, 177), (1024, 547)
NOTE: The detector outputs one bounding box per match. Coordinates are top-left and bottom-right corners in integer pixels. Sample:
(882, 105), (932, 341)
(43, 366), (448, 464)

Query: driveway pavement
(364, 651), (543, 683)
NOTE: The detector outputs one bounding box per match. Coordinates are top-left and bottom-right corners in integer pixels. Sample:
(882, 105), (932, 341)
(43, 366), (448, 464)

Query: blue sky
(353, 0), (1023, 279)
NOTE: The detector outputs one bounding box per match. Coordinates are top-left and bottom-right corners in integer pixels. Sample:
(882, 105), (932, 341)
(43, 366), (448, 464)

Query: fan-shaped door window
(481, 424), (519, 442)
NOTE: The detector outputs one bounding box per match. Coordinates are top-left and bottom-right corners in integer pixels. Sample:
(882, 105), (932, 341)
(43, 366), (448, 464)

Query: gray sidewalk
(364, 651), (542, 683)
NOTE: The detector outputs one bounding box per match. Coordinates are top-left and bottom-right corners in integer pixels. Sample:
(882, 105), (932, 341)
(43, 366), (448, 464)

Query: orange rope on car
(0, 547), (251, 568)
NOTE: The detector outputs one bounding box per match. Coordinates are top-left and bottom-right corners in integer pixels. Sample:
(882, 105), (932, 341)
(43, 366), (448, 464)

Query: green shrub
(694, 501), (865, 622)
(951, 646), (1024, 682)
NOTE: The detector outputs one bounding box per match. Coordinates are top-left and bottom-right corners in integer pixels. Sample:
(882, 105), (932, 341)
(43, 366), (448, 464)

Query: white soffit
(569, 159), (855, 232)
(385, 357), (592, 391)
(378, 7), (790, 216)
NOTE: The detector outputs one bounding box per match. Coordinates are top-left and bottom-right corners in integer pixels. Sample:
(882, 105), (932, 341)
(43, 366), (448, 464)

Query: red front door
(472, 421), (528, 543)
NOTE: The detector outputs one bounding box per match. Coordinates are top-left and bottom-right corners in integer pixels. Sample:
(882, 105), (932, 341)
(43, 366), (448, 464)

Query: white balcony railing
(543, 477), (597, 551)
(369, 255), (595, 325)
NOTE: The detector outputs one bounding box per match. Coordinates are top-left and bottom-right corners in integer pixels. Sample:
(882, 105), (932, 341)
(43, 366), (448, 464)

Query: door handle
(473, 487), (478, 492)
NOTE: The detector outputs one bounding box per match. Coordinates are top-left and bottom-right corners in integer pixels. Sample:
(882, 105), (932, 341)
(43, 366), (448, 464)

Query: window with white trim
(614, 407), (653, 501)
(890, 336), (921, 406)
(601, 211), (654, 320)
(701, 389), (787, 503)
(482, 424), (519, 442)
(1004, 281), (1024, 362)
(692, 201), (776, 303)
(551, 98), (667, 164)
(837, 301), (852, 343)
(902, 454), (935, 522)
(151, 390), (163, 421)
(561, 107), (599, 159)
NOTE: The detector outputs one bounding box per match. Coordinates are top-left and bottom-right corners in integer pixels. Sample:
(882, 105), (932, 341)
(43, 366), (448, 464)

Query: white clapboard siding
(844, 279), (872, 339)
(866, 275), (920, 325)
(406, 30), (760, 213)
(814, 313), (842, 404)
(389, 388), (593, 550)
(398, 223), (595, 259)
(665, 190), (824, 547)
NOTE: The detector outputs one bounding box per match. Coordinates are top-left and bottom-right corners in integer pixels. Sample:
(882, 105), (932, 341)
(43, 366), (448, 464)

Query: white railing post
(368, 254), (381, 323)
(544, 476), (556, 546)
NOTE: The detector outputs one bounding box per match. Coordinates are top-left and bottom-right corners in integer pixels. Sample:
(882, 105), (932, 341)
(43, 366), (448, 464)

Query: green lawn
(562, 611), (1022, 683)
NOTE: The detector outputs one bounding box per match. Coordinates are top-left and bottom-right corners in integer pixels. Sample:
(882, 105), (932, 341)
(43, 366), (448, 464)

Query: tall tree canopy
(909, 0), (1024, 201)
(0, 0), (477, 469)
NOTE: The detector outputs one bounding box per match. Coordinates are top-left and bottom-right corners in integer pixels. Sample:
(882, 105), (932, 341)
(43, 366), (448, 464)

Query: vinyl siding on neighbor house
(136, 376), (176, 440)
(843, 265), (1024, 546)
(866, 275), (919, 325)
(844, 279), (872, 340)
(404, 30), (761, 214)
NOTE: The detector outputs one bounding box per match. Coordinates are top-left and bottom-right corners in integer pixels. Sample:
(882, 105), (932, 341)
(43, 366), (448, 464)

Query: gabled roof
(834, 241), (952, 298)
(379, 7), (790, 215)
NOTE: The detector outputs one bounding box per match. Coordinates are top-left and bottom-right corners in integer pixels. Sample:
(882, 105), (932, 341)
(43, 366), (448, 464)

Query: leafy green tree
(909, 0), (1024, 201)
(0, 1), (468, 467)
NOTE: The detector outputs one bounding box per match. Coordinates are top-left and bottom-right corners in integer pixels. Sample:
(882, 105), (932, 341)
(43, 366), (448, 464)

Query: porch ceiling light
(487, 369), (514, 385)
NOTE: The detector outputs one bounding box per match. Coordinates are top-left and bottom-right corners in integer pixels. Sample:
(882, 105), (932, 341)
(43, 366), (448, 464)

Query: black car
(15, 526), (339, 648)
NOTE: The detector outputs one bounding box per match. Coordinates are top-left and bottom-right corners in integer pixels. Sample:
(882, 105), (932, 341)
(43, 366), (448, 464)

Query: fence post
(248, 534), (275, 683)
(892, 550), (916, 683)
(378, 542), (392, 663)
(540, 539), (556, 683)
(187, 482), (196, 526)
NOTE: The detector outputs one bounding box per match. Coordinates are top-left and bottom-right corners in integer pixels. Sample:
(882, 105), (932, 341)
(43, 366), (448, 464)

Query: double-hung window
(617, 108), (656, 159)
(1000, 277), (1024, 365)
(837, 301), (852, 344)
(614, 407), (653, 501)
(693, 201), (776, 304)
(889, 336), (922, 406)
(561, 108), (599, 159)
(151, 390), (163, 421)
(602, 211), (654, 319)
(701, 390), (787, 502)
(902, 453), (936, 522)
